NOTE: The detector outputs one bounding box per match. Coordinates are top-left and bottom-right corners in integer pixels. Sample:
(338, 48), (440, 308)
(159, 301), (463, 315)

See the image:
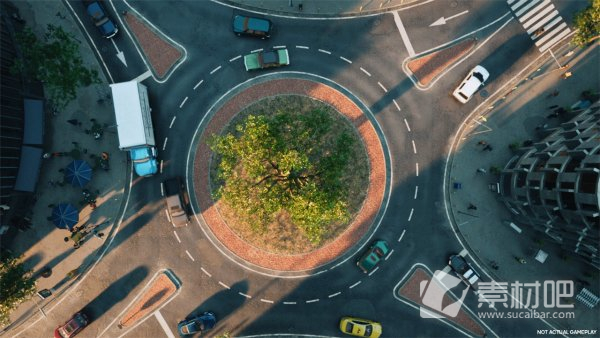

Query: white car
(452, 65), (489, 104)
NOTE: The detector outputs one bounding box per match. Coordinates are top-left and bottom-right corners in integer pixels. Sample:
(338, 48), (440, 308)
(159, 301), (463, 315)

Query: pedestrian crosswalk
(507, 0), (571, 52)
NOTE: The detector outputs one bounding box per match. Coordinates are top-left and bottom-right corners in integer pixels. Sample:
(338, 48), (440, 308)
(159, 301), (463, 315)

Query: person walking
(476, 168), (487, 174)
(93, 229), (104, 239)
(483, 144), (493, 151)
(468, 203), (477, 210)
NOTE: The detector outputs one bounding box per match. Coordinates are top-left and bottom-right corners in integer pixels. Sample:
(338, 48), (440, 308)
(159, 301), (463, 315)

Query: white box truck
(110, 81), (158, 177)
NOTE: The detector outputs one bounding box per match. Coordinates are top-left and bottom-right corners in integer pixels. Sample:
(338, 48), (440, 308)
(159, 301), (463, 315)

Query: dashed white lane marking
(296, 45), (309, 49)
(193, 79), (203, 90)
(185, 250), (195, 261)
(173, 231), (181, 243)
(306, 298), (319, 303)
(159, 160), (164, 174)
(368, 266), (379, 276)
(283, 301), (297, 305)
(393, 99), (401, 112)
(378, 82), (388, 93)
(201, 267), (211, 277)
(251, 48), (263, 53)
(408, 208), (414, 222)
(318, 49), (332, 55)
(160, 183), (164, 196)
(415, 162), (419, 176)
(414, 186), (419, 199)
(239, 292), (252, 299)
(210, 65), (222, 74)
(218, 281), (230, 289)
(260, 298), (274, 304)
(179, 96), (188, 108)
(162, 138), (168, 151)
(349, 281), (361, 289)
(385, 249), (395, 260)
(360, 67), (371, 77)
(339, 56), (352, 64)
(411, 140), (417, 154)
(328, 292), (341, 298)
(398, 229), (406, 242)
(392, 11), (415, 57)
(273, 45), (286, 49)
(154, 310), (176, 338)
(134, 69), (153, 82)
(229, 55), (241, 62)
(404, 118), (411, 132)
(169, 116), (176, 129)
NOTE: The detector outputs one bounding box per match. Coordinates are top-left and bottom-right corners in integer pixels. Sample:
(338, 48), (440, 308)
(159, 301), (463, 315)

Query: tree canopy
(210, 108), (357, 244)
(12, 24), (99, 109)
(572, 0), (600, 47)
(0, 254), (36, 326)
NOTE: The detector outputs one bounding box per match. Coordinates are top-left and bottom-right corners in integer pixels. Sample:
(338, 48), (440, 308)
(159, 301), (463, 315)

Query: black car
(85, 1), (118, 38)
(448, 254), (480, 289)
(233, 15), (272, 39)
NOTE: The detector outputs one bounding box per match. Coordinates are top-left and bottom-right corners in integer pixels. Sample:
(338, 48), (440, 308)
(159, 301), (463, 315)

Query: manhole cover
(480, 89), (489, 98)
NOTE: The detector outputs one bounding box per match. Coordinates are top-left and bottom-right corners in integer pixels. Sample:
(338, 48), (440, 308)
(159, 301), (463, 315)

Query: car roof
(233, 15), (270, 32)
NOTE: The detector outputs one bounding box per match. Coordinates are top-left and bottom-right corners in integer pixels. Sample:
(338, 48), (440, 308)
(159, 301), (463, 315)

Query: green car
(356, 240), (389, 273)
(244, 49), (289, 71)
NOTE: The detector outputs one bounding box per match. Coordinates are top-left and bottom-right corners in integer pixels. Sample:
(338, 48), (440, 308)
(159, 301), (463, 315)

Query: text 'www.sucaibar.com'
(478, 310), (575, 319)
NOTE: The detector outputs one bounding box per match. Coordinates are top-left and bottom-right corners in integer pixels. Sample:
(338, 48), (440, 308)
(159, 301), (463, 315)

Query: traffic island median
(405, 38), (477, 89)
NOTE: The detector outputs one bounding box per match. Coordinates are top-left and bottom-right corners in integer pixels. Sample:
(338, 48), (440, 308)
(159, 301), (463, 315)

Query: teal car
(244, 49), (289, 71)
(356, 240), (389, 273)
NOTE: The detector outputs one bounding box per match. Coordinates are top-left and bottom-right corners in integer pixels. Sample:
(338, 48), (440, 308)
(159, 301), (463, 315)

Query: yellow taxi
(339, 317), (382, 338)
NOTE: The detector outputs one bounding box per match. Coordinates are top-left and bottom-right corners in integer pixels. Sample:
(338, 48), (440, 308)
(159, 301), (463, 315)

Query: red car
(54, 312), (88, 338)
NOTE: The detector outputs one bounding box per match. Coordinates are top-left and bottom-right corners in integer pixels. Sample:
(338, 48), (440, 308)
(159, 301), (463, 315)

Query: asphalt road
(20, 0), (589, 337)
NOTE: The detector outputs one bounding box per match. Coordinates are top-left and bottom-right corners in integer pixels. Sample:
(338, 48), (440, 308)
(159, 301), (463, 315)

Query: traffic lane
(395, 0), (509, 55)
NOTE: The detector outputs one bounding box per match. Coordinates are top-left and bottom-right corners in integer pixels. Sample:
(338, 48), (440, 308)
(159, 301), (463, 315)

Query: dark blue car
(177, 312), (216, 336)
(86, 1), (118, 38)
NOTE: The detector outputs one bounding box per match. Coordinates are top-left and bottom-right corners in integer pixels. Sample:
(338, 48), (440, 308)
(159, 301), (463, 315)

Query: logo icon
(420, 270), (470, 318)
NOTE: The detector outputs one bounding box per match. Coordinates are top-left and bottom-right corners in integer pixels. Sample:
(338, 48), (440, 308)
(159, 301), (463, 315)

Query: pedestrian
(483, 144), (493, 151)
(298, 3), (303, 10)
(93, 229), (104, 239)
(67, 119), (81, 126)
(476, 168), (487, 174)
(515, 256), (526, 264)
(71, 231), (83, 247)
(468, 203), (477, 210)
(562, 72), (572, 79)
(477, 141), (487, 146)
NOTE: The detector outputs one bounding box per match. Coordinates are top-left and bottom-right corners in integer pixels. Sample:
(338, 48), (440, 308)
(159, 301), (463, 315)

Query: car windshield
(345, 322), (354, 332)
(473, 72), (484, 82)
(364, 324), (373, 335)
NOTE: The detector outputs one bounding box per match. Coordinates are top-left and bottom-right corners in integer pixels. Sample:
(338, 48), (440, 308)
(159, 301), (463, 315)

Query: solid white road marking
(414, 185), (419, 199)
(218, 281), (230, 289)
(162, 138), (168, 151)
(260, 298), (274, 304)
(201, 267), (212, 277)
(339, 56), (352, 64)
(328, 292), (341, 298)
(283, 301), (297, 305)
(378, 82), (388, 92)
(318, 49), (332, 55)
(185, 250), (195, 261)
(408, 208), (414, 221)
(392, 11), (415, 56)
(251, 48), (263, 53)
(169, 116), (176, 129)
(459, 248), (468, 256)
(360, 67), (371, 77)
(239, 292), (252, 299)
(412, 140), (417, 153)
(229, 55), (241, 62)
(368, 267), (379, 276)
(398, 229), (406, 242)
(193, 79), (203, 90)
(155, 311), (176, 338)
(349, 281), (361, 289)
(179, 97), (188, 108)
(314, 270), (327, 275)
(210, 66), (222, 74)
(306, 299), (319, 303)
(385, 249), (394, 260)
(393, 99), (401, 112)
(173, 231), (181, 243)
(273, 45), (286, 49)
(404, 118), (411, 131)
(295, 45), (309, 49)
(415, 162), (419, 176)
(134, 70), (152, 82)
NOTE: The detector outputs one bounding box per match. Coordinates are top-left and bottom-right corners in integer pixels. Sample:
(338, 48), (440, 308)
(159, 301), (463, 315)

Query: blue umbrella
(52, 203), (79, 230)
(65, 160), (92, 187)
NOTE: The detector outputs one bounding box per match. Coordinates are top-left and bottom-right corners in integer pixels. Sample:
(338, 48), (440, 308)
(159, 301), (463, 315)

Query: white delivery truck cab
(110, 81), (158, 177)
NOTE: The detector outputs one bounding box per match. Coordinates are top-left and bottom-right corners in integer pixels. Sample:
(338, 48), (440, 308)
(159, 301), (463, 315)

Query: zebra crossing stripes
(507, 0), (571, 52)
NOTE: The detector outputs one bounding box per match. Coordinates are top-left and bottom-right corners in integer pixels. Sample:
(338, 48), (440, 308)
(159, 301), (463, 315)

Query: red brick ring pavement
(192, 78), (386, 272)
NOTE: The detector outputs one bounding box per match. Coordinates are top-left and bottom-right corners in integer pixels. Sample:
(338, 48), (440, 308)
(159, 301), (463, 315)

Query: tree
(12, 24), (100, 109)
(572, 0), (600, 47)
(0, 254), (36, 326)
(210, 109), (356, 244)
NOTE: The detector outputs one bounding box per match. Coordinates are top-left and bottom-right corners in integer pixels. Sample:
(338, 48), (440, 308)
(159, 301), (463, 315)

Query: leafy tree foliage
(0, 254), (36, 326)
(210, 109), (355, 244)
(572, 0), (600, 47)
(12, 24), (99, 109)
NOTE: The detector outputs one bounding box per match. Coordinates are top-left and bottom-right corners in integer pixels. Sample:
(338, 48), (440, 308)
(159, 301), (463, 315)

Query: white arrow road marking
(155, 310), (176, 338)
(430, 10), (469, 26)
(111, 38), (127, 67)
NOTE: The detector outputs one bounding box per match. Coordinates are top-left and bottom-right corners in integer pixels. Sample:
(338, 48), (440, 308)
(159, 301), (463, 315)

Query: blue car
(86, 1), (118, 38)
(233, 15), (272, 39)
(177, 312), (216, 336)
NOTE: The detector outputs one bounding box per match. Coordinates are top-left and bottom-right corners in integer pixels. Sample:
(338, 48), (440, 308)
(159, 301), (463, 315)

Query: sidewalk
(447, 43), (599, 330)
(1, 1), (128, 332)
(221, 0), (420, 16)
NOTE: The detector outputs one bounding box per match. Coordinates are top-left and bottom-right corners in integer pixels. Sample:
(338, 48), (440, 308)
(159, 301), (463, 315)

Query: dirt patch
(119, 272), (177, 328)
(398, 268), (486, 337)
(124, 12), (182, 78)
(407, 38), (476, 87)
